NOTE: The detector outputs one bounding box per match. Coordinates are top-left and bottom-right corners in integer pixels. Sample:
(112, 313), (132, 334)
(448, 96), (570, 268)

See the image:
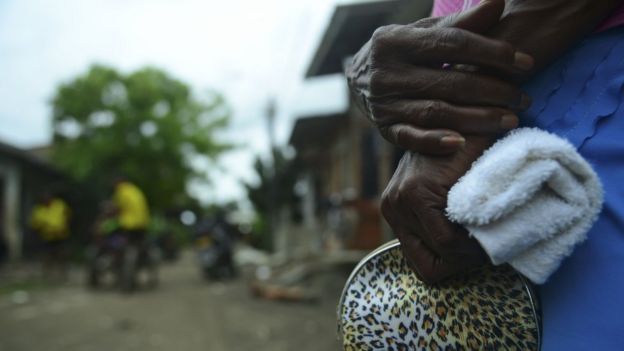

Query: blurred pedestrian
(30, 192), (71, 281)
(112, 177), (150, 240)
(110, 176), (157, 291)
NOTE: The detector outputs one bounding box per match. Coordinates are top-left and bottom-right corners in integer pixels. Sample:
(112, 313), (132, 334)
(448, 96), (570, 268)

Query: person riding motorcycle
(113, 177), (150, 239)
(112, 177), (155, 291)
(88, 178), (156, 291)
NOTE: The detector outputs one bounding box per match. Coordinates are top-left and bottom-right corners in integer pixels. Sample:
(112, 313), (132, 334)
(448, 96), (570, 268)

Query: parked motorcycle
(194, 214), (237, 281)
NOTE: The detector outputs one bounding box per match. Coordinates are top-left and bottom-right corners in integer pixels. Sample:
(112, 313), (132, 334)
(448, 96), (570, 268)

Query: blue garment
(520, 27), (624, 350)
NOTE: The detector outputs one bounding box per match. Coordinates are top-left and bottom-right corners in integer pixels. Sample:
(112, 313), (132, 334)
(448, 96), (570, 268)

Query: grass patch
(0, 279), (49, 295)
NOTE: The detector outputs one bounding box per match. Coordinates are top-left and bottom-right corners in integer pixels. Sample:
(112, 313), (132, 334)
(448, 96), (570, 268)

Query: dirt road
(0, 253), (345, 351)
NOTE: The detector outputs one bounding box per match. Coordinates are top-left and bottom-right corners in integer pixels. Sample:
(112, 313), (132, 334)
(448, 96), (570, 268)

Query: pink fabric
(597, 3), (624, 31)
(432, 0), (624, 32)
(432, 0), (479, 17)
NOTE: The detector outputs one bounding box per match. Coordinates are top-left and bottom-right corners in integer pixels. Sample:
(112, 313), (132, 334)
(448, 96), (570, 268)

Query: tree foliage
(244, 148), (301, 250)
(51, 64), (230, 211)
(245, 148), (300, 214)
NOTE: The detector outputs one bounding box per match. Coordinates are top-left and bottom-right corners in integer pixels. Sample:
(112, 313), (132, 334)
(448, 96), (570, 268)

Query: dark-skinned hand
(350, 0), (620, 284)
(348, 0), (621, 155)
(349, 0), (522, 284)
(381, 137), (493, 284)
(346, 0), (533, 155)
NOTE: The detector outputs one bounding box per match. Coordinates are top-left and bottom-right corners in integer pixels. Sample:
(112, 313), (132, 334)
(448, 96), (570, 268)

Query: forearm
(492, 0), (621, 78)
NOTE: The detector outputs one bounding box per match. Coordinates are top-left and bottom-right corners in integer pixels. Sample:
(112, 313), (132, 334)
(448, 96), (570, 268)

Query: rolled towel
(446, 128), (603, 284)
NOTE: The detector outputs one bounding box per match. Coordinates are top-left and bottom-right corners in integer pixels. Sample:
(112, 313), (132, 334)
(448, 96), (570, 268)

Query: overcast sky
(0, 0), (352, 204)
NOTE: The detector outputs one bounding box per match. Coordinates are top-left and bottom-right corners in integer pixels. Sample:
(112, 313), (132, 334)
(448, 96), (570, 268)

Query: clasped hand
(347, 0), (533, 283)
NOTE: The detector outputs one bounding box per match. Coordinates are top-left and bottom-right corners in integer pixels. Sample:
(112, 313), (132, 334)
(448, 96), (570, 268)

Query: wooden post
(1, 164), (22, 262)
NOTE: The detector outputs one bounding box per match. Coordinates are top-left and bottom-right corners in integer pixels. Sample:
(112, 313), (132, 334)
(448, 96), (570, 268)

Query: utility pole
(265, 98), (278, 253)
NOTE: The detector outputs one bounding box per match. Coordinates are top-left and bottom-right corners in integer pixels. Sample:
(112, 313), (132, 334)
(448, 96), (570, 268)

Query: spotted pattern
(338, 243), (540, 350)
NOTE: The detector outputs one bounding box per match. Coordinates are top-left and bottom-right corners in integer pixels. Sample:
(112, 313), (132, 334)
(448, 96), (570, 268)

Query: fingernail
(500, 114), (519, 129)
(440, 135), (465, 148)
(513, 52), (534, 70)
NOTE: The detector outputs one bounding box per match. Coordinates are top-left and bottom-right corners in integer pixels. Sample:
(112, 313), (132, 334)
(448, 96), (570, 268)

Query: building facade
(0, 141), (66, 262)
(287, 0), (432, 252)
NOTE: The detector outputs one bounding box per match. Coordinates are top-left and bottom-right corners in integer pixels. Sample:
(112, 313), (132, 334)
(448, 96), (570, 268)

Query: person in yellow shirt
(31, 197), (71, 242)
(110, 177), (157, 291)
(30, 193), (71, 281)
(112, 177), (150, 236)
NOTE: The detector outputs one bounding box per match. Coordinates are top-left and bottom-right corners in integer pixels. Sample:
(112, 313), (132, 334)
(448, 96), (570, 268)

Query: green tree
(51, 64), (230, 211)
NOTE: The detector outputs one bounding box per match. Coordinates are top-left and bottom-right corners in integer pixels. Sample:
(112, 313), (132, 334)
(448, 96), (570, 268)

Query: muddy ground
(0, 252), (348, 351)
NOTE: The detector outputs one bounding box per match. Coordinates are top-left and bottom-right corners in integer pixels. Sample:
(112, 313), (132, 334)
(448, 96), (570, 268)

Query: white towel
(446, 128), (603, 284)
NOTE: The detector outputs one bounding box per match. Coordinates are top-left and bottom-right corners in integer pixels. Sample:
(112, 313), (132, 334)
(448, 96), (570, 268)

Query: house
(0, 141), (66, 262)
(287, 0), (432, 251)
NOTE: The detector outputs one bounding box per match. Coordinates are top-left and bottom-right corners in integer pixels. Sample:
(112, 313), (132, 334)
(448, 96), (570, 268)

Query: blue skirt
(520, 27), (624, 350)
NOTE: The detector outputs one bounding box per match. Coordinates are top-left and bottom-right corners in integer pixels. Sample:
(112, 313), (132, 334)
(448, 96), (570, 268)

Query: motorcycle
(87, 232), (158, 292)
(195, 234), (235, 281)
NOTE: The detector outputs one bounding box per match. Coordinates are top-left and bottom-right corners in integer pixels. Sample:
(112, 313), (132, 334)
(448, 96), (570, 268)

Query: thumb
(439, 0), (505, 33)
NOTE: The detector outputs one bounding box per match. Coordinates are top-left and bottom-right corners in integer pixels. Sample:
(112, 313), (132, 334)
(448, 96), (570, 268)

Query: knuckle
(368, 70), (386, 96)
(370, 25), (388, 45)
(417, 100), (443, 127)
(440, 72), (470, 99)
(377, 124), (391, 141)
(370, 24), (401, 59)
(437, 27), (465, 51)
(380, 191), (394, 220)
(493, 41), (515, 63)
(381, 185), (401, 220)
(371, 24), (401, 46)
(442, 73), (465, 95)
(380, 126), (400, 148)
(393, 125), (412, 148)
(382, 175), (402, 205)
(411, 17), (440, 29)
(368, 102), (386, 124)
(421, 130), (441, 146)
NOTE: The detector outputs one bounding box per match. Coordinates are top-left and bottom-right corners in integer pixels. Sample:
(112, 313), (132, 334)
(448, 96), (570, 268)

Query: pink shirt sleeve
(596, 3), (624, 31)
(431, 0), (479, 18)
(432, 0), (624, 32)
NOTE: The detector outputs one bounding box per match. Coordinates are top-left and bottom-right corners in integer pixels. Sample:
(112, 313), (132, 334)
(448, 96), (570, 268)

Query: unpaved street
(0, 253), (344, 351)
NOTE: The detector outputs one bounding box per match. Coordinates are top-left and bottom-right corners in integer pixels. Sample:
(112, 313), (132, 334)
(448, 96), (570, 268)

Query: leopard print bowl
(338, 240), (540, 350)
